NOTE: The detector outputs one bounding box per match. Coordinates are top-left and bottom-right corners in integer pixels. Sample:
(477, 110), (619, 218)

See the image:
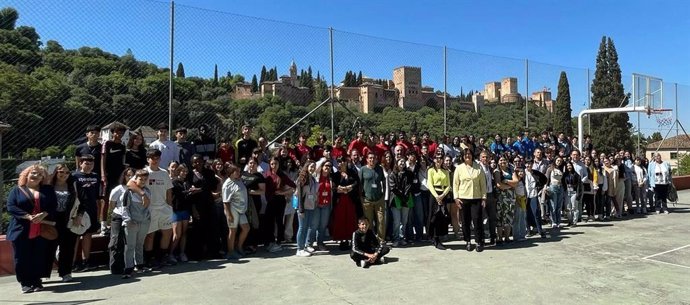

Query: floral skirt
(497, 189), (515, 227)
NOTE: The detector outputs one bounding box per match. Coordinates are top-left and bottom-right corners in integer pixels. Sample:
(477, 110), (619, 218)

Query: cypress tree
(260, 65), (267, 84)
(213, 64), (219, 86)
(251, 74), (258, 92)
(357, 71), (363, 85)
(176, 62), (185, 78)
(554, 71), (573, 136)
(590, 36), (632, 153)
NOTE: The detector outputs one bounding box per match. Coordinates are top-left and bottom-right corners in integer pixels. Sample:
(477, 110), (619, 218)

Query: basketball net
(654, 109), (674, 127)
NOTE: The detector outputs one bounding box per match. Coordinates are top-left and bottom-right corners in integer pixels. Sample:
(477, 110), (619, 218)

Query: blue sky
(5, 0), (689, 136)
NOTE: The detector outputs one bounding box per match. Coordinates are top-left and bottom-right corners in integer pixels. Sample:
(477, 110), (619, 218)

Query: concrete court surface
(1, 192), (690, 305)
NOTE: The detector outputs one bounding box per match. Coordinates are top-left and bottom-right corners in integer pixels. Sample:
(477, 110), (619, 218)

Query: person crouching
(350, 217), (390, 268)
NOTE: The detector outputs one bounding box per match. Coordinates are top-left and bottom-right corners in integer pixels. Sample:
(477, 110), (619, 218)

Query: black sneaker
(435, 242), (447, 250)
(72, 262), (84, 272)
(355, 260), (361, 267)
(21, 286), (33, 293)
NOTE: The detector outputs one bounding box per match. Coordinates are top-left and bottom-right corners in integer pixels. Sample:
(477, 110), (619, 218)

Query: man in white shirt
(128, 149), (174, 267)
(149, 123), (179, 169)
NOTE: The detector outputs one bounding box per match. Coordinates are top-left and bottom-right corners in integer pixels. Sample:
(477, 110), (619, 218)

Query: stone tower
(393, 66), (422, 109)
(501, 77), (518, 95)
(289, 60), (298, 87)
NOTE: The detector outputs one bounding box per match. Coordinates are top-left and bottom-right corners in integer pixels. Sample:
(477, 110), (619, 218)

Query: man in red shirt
(347, 129), (367, 156)
(396, 131), (413, 152)
(310, 134), (328, 161)
(332, 134), (347, 159)
(421, 131), (437, 159)
(217, 138), (235, 164)
(281, 137), (298, 164)
(295, 133), (311, 164)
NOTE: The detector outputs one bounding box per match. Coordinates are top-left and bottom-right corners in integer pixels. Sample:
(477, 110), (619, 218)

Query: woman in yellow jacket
(452, 148), (487, 252)
(427, 153), (451, 250)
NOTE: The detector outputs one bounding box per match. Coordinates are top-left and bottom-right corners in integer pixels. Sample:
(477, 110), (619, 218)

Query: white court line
(642, 257), (690, 270)
(642, 244), (690, 260)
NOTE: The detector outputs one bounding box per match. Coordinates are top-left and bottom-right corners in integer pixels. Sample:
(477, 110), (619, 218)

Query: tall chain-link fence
(1, 0), (689, 229)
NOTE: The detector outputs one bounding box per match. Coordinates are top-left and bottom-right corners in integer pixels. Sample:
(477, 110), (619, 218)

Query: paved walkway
(2, 192), (690, 305)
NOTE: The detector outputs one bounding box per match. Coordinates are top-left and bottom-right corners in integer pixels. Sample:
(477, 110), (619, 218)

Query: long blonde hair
(17, 164), (50, 187)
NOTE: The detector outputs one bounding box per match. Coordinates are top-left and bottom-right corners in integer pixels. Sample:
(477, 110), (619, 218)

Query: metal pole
(673, 83), (680, 160)
(329, 27), (335, 144)
(168, 0), (175, 139)
(637, 112), (640, 155)
(525, 59), (529, 129)
(587, 68), (591, 134)
(443, 46), (447, 135)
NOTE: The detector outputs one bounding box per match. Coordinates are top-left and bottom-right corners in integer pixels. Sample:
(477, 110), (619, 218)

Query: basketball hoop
(652, 108), (674, 127)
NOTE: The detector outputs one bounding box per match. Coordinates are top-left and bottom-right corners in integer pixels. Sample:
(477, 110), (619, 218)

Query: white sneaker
(296, 250), (312, 257)
(663, 210), (670, 214)
(305, 246), (315, 253)
(656, 211), (661, 215)
(179, 253), (188, 262)
(361, 260), (369, 268)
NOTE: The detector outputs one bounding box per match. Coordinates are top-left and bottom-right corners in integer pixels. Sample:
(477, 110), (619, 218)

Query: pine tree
(260, 65), (267, 84)
(251, 74), (258, 93)
(554, 71), (573, 136)
(176, 62), (185, 78)
(590, 36), (632, 153)
(213, 64), (219, 86)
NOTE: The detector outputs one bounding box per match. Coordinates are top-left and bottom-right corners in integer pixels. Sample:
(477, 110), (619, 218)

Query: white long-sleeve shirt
(634, 164), (647, 186)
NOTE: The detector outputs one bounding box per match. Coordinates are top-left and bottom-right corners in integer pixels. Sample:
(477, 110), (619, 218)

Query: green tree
(176, 62), (185, 78)
(22, 147), (41, 159)
(649, 132), (663, 143)
(16, 26), (40, 48)
(677, 153), (690, 175)
(554, 71), (573, 136)
(590, 36), (632, 153)
(42, 145), (61, 157)
(0, 7), (18, 30)
(212, 64), (218, 86)
(251, 74), (258, 92)
(357, 71), (362, 85)
(259, 65), (267, 84)
(62, 144), (77, 158)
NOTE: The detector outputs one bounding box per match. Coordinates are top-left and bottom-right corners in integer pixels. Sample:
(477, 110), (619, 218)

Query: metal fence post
(525, 59), (529, 129)
(168, 0), (175, 139)
(329, 27), (335, 143)
(443, 46), (447, 135)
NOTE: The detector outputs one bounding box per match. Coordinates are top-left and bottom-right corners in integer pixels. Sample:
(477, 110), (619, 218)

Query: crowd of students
(6, 123), (676, 292)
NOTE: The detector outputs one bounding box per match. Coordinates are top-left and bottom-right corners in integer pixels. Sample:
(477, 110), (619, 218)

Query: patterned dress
(495, 168), (515, 227)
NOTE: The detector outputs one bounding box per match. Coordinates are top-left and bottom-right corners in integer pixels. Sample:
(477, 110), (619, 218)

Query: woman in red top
(263, 157), (295, 253)
(311, 159), (334, 251)
(330, 156), (360, 250)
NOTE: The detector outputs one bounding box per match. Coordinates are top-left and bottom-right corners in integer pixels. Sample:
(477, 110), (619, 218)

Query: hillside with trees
(0, 6), (556, 164)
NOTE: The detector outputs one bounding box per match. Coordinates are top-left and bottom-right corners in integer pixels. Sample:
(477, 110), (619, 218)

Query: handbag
(40, 223), (58, 240)
(668, 183), (678, 203)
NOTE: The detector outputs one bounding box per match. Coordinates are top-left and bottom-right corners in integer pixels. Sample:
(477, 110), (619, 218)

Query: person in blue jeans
(311, 160), (334, 252)
(546, 157), (565, 229)
(295, 161), (317, 257)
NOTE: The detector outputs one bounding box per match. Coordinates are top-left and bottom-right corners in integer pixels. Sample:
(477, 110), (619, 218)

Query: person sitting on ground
(350, 217), (390, 268)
